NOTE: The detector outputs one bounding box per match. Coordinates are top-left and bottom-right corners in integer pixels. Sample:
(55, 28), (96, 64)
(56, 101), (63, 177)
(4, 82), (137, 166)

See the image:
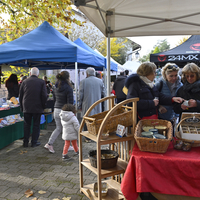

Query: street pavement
(0, 120), (98, 200)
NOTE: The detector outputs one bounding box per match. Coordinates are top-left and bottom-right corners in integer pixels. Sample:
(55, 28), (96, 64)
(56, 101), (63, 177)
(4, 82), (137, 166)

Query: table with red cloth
(121, 142), (200, 200)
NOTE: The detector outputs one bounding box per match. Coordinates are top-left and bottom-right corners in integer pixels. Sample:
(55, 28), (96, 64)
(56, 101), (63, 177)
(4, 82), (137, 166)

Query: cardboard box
(180, 112), (200, 141)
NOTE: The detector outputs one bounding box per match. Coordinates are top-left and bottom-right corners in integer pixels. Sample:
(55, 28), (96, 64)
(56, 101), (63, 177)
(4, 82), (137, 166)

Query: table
(0, 107), (46, 149)
(121, 142), (200, 200)
(0, 107), (24, 149)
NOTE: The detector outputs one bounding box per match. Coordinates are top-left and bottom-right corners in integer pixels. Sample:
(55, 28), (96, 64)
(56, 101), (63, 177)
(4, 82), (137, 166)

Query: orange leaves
(25, 189), (33, 197)
(24, 189), (71, 199)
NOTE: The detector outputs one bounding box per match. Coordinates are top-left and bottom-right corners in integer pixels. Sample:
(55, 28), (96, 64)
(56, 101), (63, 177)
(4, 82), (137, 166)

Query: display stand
(0, 106), (24, 149)
(79, 96), (139, 200)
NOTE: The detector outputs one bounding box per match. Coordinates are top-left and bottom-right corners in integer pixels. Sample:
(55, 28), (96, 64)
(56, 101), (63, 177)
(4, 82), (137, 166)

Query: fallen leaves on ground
(20, 150), (27, 154)
(25, 189), (33, 197)
(38, 190), (46, 194)
(32, 198), (38, 200)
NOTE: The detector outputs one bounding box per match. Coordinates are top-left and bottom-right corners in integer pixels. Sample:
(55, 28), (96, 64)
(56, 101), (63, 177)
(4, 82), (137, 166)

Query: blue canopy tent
(0, 21), (108, 108)
(74, 38), (118, 72)
(0, 21), (105, 70)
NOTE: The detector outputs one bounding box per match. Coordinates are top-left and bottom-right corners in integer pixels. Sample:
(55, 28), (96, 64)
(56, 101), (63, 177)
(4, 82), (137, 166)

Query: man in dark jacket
(112, 71), (127, 103)
(19, 67), (47, 147)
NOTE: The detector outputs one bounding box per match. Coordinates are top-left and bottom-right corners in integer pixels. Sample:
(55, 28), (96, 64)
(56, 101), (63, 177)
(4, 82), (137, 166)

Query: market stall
(0, 106), (24, 149)
(121, 142), (200, 200)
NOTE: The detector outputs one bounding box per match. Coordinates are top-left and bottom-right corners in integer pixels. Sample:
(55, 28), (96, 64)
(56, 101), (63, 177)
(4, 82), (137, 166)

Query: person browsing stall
(155, 63), (182, 122)
(174, 63), (200, 116)
(5, 74), (19, 100)
(123, 62), (183, 121)
(19, 67), (48, 147)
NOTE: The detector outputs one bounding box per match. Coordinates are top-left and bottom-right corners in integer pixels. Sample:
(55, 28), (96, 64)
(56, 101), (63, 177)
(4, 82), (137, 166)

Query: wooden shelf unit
(79, 96), (139, 200)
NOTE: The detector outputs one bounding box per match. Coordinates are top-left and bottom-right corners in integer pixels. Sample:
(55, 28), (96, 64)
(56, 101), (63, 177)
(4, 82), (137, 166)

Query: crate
(84, 107), (132, 135)
(135, 119), (173, 153)
(175, 112), (200, 147)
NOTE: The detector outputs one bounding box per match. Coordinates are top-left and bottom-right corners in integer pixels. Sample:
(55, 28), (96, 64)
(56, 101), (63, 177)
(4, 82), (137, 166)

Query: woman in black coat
(44, 71), (73, 153)
(174, 63), (200, 117)
(123, 62), (183, 121)
(5, 74), (19, 100)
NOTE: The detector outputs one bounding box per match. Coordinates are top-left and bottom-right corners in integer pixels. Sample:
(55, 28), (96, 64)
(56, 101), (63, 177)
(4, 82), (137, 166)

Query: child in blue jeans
(59, 104), (79, 161)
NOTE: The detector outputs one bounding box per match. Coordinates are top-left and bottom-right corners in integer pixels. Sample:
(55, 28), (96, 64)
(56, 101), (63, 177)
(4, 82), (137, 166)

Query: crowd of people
(2, 61), (200, 161)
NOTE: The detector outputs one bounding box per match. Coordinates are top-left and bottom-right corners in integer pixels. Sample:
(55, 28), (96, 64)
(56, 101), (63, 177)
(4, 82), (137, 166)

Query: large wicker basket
(84, 107), (132, 135)
(135, 119), (173, 153)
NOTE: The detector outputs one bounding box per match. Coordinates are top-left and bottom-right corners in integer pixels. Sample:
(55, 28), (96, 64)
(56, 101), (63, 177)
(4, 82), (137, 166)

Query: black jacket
(125, 74), (172, 120)
(7, 83), (19, 100)
(53, 81), (73, 109)
(174, 80), (200, 115)
(19, 75), (47, 113)
(113, 75), (127, 100)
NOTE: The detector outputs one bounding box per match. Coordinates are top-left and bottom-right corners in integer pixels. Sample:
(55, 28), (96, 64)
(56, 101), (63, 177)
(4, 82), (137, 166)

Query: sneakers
(44, 143), (55, 153)
(74, 150), (79, 156)
(62, 154), (71, 161)
(68, 146), (74, 151)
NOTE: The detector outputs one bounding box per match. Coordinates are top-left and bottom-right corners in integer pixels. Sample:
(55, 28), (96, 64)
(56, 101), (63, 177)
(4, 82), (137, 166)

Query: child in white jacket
(59, 104), (79, 161)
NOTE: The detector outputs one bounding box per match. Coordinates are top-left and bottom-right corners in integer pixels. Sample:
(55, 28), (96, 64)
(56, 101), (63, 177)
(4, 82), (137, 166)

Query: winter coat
(6, 82), (19, 100)
(78, 76), (105, 116)
(124, 74), (172, 120)
(60, 110), (80, 141)
(53, 81), (73, 109)
(174, 80), (200, 116)
(113, 75), (127, 100)
(19, 75), (47, 113)
(155, 77), (182, 121)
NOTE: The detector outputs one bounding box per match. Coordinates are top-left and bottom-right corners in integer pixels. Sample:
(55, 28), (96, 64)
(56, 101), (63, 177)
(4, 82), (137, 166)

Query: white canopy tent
(122, 60), (140, 74)
(75, 0), (200, 97)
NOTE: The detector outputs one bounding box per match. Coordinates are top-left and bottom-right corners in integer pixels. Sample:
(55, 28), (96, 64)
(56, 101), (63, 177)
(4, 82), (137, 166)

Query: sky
(128, 35), (190, 58)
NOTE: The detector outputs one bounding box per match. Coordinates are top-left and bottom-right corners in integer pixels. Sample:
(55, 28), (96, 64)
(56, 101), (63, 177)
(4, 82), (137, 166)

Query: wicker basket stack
(135, 119), (173, 153)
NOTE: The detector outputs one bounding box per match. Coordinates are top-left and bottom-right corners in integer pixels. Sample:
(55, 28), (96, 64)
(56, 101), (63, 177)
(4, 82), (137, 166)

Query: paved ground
(0, 120), (100, 200)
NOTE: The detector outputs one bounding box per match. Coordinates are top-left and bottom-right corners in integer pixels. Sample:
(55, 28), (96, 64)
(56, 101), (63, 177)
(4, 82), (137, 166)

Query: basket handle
(175, 116), (200, 138)
(83, 116), (96, 122)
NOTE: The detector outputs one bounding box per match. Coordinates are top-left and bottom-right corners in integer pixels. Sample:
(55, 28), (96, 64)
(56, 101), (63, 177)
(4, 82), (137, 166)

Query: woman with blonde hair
(174, 63), (200, 116)
(155, 63), (182, 121)
(123, 62), (183, 121)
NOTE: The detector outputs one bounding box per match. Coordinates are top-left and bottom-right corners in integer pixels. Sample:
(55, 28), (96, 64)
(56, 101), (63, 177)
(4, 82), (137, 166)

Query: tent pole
(107, 28), (111, 110)
(75, 62), (78, 116)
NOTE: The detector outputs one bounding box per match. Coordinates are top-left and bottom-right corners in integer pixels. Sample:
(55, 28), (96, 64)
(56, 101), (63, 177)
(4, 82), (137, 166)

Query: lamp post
(135, 51), (140, 60)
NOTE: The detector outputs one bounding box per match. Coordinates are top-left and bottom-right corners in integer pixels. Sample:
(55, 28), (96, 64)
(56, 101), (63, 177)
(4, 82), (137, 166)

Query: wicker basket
(88, 150), (119, 169)
(85, 107), (132, 135)
(135, 119), (173, 153)
(175, 116), (200, 147)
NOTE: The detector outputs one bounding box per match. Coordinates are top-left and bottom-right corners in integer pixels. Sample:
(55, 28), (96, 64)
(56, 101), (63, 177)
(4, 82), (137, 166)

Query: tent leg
(75, 62), (78, 115)
(107, 33), (111, 109)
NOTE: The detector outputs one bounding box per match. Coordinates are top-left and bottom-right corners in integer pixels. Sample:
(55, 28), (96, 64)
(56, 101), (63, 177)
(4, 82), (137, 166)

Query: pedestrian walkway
(0, 120), (97, 200)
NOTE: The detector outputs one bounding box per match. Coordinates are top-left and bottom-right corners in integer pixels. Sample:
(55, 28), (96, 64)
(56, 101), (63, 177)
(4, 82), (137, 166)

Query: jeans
(23, 113), (41, 145)
(47, 108), (62, 145)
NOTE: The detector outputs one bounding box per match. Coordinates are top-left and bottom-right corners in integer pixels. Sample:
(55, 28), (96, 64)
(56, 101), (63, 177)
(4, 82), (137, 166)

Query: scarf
(139, 76), (154, 88)
(167, 81), (177, 96)
(182, 80), (200, 93)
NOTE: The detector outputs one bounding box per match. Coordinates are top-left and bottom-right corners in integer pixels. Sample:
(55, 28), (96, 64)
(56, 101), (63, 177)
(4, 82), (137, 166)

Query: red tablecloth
(121, 142), (200, 200)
